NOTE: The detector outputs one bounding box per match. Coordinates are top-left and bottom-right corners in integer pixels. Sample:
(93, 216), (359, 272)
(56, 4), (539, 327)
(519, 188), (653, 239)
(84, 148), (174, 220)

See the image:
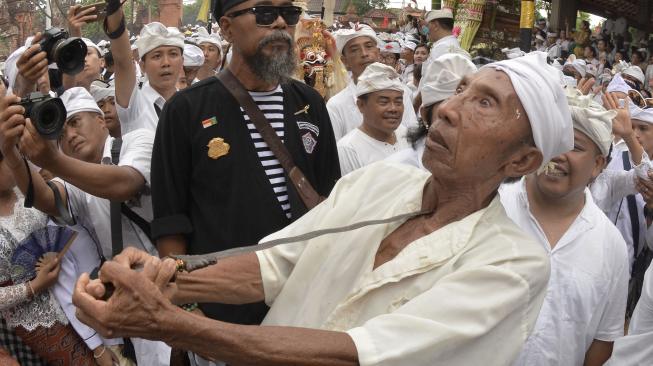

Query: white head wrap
(401, 41), (417, 52)
(183, 44), (205, 67)
(82, 38), (102, 56)
(135, 22), (185, 59)
(194, 28), (222, 53)
(566, 88), (616, 156)
(425, 8), (453, 23)
(420, 54), (476, 108)
(484, 52), (574, 166)
(501, 47), (524, 59)
(60, 87), (104, 120)
(355, 62), (404, 97)
(606, 73), (631, 94)
(334, 23), (378, 55)
(89, 84), (115, 103)
(630, 104), (653, 125)
(586, 63), (598, 77)
(564, 58), (587, 78)
(623, 66), (645, 85)
(380, 41), (401, 54)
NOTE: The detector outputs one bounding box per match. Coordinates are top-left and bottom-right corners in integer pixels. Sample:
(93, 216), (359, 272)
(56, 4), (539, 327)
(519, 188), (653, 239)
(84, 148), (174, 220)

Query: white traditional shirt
(605, 262), (653, 365)
(337, 125), (410, 175)
(116, 80), (166, 134)
(604, 143), (653, 268)
(500, 180), (629, 366)
(423, 35), (470, 72)
(55, 129), (157, 258)
(326, 82), (418, 141)
(257, 162), (550, 366)
(386, 137), (426, 170)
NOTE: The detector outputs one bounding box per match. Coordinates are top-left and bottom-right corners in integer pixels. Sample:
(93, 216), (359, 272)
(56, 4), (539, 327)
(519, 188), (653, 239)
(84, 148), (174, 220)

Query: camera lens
(31, 98), (66, 139)
(52, 38), (87, 75)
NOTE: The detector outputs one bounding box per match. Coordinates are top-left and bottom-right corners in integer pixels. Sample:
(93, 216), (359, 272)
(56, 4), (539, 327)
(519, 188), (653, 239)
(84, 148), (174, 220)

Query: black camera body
(17, 92), (67, 140)
(40, 28), (87, 75)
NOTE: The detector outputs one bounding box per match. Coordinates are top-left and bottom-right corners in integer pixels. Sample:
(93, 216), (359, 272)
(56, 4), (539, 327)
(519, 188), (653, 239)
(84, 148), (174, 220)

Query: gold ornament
(207, 137), (230, 159)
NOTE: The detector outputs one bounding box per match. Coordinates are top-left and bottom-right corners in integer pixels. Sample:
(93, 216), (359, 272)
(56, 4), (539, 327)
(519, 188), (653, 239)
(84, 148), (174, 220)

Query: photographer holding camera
(62, 5), (104, 92)
(0, 44), (170, 364)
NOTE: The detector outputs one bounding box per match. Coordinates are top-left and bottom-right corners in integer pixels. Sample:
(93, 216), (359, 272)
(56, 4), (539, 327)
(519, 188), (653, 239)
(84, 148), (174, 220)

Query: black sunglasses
(227, 6), (302, 26)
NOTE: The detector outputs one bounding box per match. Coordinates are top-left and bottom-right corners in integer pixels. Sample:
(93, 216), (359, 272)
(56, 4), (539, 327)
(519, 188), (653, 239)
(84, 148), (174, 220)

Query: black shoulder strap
(622, 151), (640, 255)
(110, 138), (123, 257)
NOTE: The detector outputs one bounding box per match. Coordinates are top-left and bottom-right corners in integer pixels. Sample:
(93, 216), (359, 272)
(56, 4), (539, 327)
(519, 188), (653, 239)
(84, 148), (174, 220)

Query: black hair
(434, 18), (454, 31)
(413, 63), (423, 85)
(104, 50), (114, 67)
(585, 46), (597, 58)
(414, 43), (430, 54)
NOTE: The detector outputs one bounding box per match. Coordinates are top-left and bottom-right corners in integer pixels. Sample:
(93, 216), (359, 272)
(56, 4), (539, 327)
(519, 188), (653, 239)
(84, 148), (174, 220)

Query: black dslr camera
(40, 28), (87, 75)
(17, 92), (67, 140)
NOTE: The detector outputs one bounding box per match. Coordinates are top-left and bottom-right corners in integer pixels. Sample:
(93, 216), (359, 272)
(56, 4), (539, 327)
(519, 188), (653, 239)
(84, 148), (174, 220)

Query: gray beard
(244, 31), (296, 85)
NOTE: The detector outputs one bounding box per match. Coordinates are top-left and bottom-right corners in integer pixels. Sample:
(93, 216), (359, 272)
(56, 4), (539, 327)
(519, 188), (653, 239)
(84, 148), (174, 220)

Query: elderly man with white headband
(501, 88), (630, 366)
(388, 53), (476, 170)
(337, 62), (410, 175)
(71, 50), (572, 366)
(104, 0), (184, 134)
(0, 86), (169, 364)
(194, 28), (224, 81)
(327, 24), (418, 141)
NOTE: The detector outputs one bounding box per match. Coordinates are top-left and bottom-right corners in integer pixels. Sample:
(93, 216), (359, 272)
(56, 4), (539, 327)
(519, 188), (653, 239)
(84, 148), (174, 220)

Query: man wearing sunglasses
(149, 0), (340, 355)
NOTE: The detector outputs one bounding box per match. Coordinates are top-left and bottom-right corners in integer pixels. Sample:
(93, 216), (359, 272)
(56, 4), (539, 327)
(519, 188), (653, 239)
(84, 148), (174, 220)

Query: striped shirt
(242, 86), (291, 218)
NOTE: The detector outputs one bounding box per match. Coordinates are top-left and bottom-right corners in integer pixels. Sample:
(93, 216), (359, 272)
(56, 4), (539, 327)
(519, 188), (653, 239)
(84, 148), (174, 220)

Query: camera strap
(110, 139), (123, 257)
(22, 157), (35, 208)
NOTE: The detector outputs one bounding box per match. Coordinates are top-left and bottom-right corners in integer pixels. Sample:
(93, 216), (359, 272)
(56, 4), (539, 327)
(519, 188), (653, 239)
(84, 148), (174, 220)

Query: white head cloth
(89, 84), (115, 103)
(421, 53), (476, 108)
(623, 66), (645, 84)
(381, 41), (401, 54)
(334, 23), (378, 55)
(630, 104), (653, 125)
(355, 62), (404, 97)
(564, 58), (587, 78)
(606, 73), (631, 94)
(60, 87), (104, 120)
(484, 51), (574, 166)
(425, 8), (453, 23)
(401, 41), (417, 52)
(195, 28), (222, 52)
(82, 38), (102, 56)
(183, 44), (205, 67)
(566, 88), (615, 156)
(135, 22), (184, 59)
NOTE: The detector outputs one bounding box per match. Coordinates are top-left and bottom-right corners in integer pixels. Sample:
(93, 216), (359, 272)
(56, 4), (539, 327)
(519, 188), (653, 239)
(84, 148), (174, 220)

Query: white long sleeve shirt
(257, 162), (550, 366)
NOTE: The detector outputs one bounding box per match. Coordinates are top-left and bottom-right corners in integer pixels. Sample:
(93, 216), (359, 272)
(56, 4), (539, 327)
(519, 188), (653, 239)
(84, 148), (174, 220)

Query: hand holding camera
(16, 33), (48, 85)
(68, 4), (100, 37)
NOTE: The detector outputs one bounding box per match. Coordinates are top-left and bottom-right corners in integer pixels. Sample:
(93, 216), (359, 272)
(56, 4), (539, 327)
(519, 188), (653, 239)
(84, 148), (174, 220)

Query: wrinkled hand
(68, 5), (97, 37)
(30, 254), (61, 294)
(73, 248), (178, 339)
(0, 94), (26, 157)
(18, 118), (60, 168)
(16, 33), (47, 85)
(603, 92), (632, 139)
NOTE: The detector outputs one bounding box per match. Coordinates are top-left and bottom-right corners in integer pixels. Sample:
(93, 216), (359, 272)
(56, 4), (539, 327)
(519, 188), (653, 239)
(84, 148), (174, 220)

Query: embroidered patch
(302, 132), (317, 154)
(297, 121), (320, 136)
(201, 116), (218, 128)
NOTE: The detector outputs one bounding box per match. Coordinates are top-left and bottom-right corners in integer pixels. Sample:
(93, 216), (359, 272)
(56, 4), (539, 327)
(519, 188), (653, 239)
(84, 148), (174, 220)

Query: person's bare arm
(156, 235), (188, 258)
(0, 95), (62, 217)
(583, 339), (613, 366)
(172, 252), (264, 305)
(73, 254), (358, 366)
(105, 2), (135, 108)
(17, 118), (145, 201)
(604, 92), (644, 164)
